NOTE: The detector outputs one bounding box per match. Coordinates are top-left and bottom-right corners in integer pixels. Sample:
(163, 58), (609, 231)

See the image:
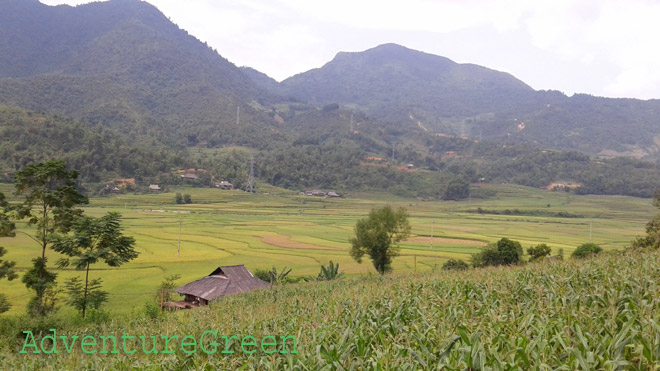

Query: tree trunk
(82, 262), (90, 318)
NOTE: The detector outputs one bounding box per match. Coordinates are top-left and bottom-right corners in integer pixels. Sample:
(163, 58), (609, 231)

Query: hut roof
(175, 265), (268, 301)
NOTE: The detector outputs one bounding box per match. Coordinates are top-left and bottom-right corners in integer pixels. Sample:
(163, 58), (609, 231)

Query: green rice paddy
(0, 183), (655, 316)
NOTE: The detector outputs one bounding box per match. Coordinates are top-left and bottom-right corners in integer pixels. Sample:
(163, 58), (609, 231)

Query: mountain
(260, 44), (660, 158)
(0, 105), (187, 182)
(0, 0), (284, 149)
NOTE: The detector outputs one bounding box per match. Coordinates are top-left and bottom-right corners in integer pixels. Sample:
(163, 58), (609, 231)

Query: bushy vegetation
(572, 242), (603, 259)
(441, 258), (469, 271)
(527, 243), (552, 261)
(471, 238), (523, 267)
(2, 249), (659, 369)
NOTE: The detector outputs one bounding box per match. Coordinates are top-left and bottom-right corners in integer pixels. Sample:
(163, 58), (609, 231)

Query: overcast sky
(41, 0), (660, 100)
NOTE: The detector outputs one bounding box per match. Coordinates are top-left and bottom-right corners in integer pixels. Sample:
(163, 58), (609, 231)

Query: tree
(156, 274), (181, 303)
(631, 191), (660, 249)
(175, 193), (183, 204)
(527, 243), (551, 262)
(53, 212), (137, 318)
(350, 206), (411, 274)
(497, 238), (523, 265)
(472, 238), (523, 267)
(183, 194), (192, 204)
(443, 178), (470, 200)
(13, 160), (88, 315)
(572, 243), (602, 259)
(0, 193), (17, 314)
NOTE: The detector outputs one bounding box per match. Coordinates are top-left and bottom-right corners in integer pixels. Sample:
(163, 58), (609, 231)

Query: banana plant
(317, 260), (344, 281)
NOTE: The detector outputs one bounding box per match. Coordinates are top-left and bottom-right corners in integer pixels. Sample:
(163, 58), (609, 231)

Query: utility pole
(236, 105), (240, 125)
(350, 113), (354, 133)
(178, 219), (182, 258)
(245, 155), (256, 193)
(430, 220), (434, 249)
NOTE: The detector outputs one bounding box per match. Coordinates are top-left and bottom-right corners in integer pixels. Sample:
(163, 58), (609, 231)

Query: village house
(305, 190), (326, 197)
(148, 184), (161, 191)
(181, 173), (198, 180)
(215, 180), (234, 190)
(173, 265), (269, 307)
(326, 191), (341, 198)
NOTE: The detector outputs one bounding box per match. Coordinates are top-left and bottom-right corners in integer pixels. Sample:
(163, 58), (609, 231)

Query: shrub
(253, 268), (271, 283)
(442, 259), (469, 271)
(572, 243), (603, 258)
(527, 243), (552, 261)
(472, 238), (523, 267)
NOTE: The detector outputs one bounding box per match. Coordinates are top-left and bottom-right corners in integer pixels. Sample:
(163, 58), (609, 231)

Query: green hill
(0, 0), (283, 149)
(269, 44), (660, 158)
(0, 105), (187, 182)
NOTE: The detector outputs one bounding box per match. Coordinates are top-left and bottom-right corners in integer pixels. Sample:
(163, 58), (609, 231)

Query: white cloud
(33, 0), (660, 98)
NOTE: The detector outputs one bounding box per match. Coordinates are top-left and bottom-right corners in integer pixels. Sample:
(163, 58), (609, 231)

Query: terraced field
(0, 183), (655, 315)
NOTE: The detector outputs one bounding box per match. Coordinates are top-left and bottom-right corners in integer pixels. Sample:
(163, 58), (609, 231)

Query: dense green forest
(269, 44), (660, 157)
(0, 106), (188, 182)
(1, 1), (659, 199)
(2, 103), (660, 198)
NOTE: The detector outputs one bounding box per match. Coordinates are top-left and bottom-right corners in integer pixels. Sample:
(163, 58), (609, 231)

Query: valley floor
(0, 183), (654, 316)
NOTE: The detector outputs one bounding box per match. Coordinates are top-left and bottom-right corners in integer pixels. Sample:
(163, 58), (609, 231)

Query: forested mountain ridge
(2, 1), (660, 198)
(0, 105), (188, 182)
(0, 0), (285, 149)
(259, 44), (660, 158)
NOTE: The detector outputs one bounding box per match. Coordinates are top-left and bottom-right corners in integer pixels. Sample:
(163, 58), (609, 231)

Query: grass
(1, 248), (659, 369)
(0, 183), (655, 317)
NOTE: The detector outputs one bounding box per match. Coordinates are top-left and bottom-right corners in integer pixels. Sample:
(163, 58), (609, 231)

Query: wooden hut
(174, 265), (269, 306)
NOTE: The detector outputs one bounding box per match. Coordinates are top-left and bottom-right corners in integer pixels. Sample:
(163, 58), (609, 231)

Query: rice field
(0, 183), (656, 316)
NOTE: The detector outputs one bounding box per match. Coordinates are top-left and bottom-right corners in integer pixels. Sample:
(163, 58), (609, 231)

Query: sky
(41, 0), (660, 100)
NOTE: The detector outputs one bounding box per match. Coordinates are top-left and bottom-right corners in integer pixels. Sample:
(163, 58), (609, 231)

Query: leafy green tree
(442, 259), (469, 271)
(317, 261), (344, 281)
(0, 192), (17, 314)
(527, 243), (552, 262)
(183, 194), (192, 204)
(157, 274), (181, 303)
(53, 212), (137, 318)
(632, 192), (660, 249)
(350, 206), (411, 274)
(13, 160), (88, 315)
(472, 238), (523, 267)
(443, 178), (470, 200)
(572, 243), (602, 259)
(63, 277), (108, 316)
(471, 244), (500, 268)
(0, 247), (17, 314)
(175, 193), (183, 204)
(497, 238), (523, 265)
(22, 257), (59, 315)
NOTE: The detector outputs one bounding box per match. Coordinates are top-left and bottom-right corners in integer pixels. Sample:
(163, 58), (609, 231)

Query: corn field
(1, 249), (659, 370)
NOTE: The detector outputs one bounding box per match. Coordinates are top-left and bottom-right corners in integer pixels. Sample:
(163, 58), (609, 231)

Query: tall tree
(350, 206), (411, 274)
(0, 192), (17, 314)
(13, 160), (88, 315)
(632, 191), (660, 249)
(53, 212), (137, 318)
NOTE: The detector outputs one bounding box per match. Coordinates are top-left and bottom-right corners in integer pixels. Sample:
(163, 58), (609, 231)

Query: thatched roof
(175, 265), (268, 301)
